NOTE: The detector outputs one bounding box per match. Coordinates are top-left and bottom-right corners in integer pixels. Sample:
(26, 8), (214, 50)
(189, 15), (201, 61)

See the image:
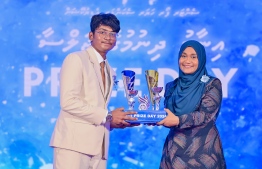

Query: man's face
(89, 25), (117, 58)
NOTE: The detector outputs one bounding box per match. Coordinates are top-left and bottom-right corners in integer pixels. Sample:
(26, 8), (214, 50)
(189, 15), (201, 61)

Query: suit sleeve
(59, 53), (106, 125)
(177, 78), (222, 129)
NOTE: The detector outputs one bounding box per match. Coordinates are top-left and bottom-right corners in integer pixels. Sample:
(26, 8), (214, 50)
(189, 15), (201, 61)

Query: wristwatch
(106, 112), (113, 122)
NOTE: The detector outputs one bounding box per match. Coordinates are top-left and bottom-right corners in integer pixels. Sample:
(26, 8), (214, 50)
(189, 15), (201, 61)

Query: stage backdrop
(1, 0), (262, 168)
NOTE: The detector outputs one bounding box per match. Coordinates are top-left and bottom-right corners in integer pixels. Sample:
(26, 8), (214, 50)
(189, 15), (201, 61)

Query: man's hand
(157, 108), (179, 127)
(110, 107), (139, 129)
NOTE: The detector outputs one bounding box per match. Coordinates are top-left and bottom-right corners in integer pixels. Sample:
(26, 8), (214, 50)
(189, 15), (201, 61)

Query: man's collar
(91, 46), (106, 64)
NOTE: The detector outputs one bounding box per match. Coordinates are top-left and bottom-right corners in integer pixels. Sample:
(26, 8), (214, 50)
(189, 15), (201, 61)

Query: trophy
(121, 69), (166, 124)
(145, 70), (163, 111)
(121, 70), (138, 110)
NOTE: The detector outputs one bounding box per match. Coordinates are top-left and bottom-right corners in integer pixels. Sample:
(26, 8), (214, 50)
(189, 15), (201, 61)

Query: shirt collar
(91, 46), (106, 64)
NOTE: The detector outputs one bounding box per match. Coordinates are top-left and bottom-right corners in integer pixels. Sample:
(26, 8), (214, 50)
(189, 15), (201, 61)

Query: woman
(157, 40), (226, 169)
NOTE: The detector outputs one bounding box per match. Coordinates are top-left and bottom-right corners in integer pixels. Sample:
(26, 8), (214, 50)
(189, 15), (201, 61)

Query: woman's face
(179, 47), (199, 74)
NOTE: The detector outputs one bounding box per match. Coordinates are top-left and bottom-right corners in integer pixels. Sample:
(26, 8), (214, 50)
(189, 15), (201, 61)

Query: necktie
(100, 61), (106, 90)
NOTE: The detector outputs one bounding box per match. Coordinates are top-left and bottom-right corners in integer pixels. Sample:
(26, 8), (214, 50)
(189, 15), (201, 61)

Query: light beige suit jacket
(50, 46), (115, 159)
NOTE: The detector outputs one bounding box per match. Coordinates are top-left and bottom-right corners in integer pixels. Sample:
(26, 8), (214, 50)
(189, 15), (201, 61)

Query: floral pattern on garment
(160, 78), (227, 169)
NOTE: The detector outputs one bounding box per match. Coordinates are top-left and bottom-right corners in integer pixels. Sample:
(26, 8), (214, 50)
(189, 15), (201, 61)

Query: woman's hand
(157, 108), (179, 127)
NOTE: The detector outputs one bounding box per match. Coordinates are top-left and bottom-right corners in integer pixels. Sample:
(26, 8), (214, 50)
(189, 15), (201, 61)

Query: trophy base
(126, 110), (166, 124)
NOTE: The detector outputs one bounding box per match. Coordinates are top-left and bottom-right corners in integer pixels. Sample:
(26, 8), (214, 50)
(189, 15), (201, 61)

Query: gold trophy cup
(145, 70), (163, 110)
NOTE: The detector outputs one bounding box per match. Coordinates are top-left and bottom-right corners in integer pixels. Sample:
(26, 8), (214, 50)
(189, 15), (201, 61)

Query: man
(50, 13), (137, 169)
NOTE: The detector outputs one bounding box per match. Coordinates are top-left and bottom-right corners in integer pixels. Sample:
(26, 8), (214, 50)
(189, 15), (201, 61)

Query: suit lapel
(86, 47), (106, 98)
(105, 61), (114, 104)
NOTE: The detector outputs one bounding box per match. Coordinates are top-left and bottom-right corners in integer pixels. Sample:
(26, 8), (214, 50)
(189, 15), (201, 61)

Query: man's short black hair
(90, 13), (120, 33)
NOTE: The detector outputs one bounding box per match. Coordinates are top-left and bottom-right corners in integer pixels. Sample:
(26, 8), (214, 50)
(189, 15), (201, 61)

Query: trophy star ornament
(138, 95), (150, 110)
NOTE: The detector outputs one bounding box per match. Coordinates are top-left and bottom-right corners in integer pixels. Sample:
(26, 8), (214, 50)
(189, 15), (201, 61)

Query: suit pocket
(71, 118), (93, 124)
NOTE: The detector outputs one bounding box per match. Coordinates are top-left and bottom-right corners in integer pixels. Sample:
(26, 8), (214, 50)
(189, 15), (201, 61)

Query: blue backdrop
(1, 0), (262, 168)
